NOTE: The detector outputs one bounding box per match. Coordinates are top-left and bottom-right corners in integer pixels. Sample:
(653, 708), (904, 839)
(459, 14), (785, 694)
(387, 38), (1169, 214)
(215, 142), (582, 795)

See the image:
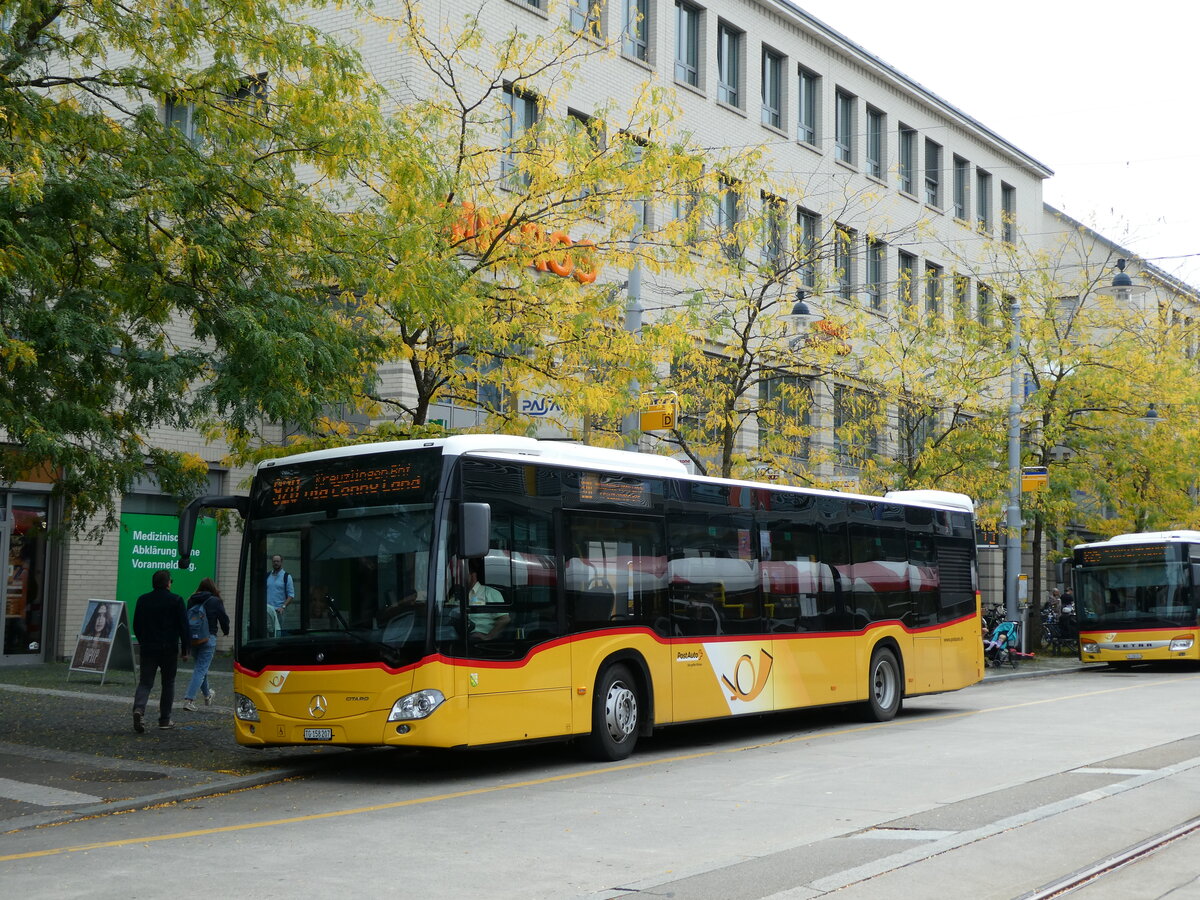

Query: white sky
(796, 1), (1200, 286)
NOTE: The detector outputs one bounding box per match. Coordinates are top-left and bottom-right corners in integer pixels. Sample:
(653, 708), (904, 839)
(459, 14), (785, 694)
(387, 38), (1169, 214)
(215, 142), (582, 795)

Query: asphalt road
(3, 657), (1198, 898)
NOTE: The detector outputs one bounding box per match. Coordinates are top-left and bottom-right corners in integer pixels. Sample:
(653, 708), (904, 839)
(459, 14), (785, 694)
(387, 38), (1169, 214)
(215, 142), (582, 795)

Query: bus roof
(257, 435), (975, 514)
(1075, 530), (1200, 549)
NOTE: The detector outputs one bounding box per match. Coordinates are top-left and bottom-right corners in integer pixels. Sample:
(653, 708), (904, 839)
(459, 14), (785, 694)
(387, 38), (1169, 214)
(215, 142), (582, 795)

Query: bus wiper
(324, 596), (403, 668)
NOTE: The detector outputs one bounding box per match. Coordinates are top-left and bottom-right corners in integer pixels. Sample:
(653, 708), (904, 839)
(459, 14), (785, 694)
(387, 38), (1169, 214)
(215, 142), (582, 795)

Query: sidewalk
(0, 657), (350, 831)
(981, 649), (1093, 680)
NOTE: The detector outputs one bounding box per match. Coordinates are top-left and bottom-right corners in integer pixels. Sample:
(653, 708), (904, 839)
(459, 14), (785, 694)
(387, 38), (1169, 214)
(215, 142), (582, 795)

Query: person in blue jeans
(181, 578), (230, 711)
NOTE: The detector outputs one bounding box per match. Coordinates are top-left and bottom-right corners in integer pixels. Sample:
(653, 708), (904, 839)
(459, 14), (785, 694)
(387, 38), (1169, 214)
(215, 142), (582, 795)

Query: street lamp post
(1005, 295), (1022, 624)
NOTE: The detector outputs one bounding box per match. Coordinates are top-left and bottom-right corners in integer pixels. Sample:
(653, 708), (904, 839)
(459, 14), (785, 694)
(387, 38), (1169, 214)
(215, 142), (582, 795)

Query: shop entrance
(2, 493), (49, 662)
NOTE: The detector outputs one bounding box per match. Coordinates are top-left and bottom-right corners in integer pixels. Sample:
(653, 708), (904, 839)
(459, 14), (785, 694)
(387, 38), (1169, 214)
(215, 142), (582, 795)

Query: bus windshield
(1076, 562), (1197, 629)
(239, 502), (440, 670)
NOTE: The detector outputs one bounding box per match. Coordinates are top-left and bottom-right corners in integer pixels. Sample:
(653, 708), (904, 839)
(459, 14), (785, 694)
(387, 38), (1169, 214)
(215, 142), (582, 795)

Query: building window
(762, 192), (786, 269)
(834, 384), (879, 469)
(567, 109), (604, 201)
(164, 96), (198, 144)
(924, 138), (941, 207)
(570, 0), (602, 37)
(835, 89), (855, 164)
(674, 1), (700, 86)
(898, 251), (916, 307)
(797, 208), (818, 288)
(797, 67), (818, 145)
(976, 169), (992, 231)
(502, 84), (539, 188)
(954, 273), (970, 318)
(717, 22), (742, 108)
(761, 47), (783, 129)
(760, 376), (812, 462)
(866, 107), (884, 179)
(1001, 182), (1016, 242)
(925, 262), (942, 317)
(977, 283), (992, 326)
(717, 175), (740, 257)
(834, 224), (855, 300)
(898, 124), (916, 194)
(953, 156), (969, 220)
(866, 239), (885, 310)
(623, 0), (649, 61)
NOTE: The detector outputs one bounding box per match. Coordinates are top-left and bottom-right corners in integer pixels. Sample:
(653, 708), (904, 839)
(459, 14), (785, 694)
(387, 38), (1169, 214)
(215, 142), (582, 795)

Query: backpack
(187, 597), (211, 646)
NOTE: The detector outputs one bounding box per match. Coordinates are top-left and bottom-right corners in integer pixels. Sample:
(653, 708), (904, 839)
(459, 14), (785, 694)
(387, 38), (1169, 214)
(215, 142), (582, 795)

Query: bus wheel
(584, 664), (639, 761)
(865, 648), (902, 722)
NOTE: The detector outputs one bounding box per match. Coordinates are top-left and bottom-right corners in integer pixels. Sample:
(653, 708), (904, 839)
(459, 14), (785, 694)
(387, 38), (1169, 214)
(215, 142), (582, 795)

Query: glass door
(3, 493), (49, 661)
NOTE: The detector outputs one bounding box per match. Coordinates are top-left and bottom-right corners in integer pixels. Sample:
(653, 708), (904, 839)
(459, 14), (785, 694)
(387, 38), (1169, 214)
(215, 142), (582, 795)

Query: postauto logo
(720, 649), (774, 702)
(700, 644), (775, 713)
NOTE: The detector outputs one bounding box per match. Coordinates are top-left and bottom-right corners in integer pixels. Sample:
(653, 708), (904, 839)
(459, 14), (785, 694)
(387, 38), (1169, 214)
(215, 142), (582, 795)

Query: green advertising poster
(116, 513), (218, 614)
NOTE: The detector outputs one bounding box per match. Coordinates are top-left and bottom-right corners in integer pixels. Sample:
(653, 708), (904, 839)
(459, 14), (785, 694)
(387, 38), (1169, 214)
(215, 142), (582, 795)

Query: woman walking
(182, 578), (230, 711)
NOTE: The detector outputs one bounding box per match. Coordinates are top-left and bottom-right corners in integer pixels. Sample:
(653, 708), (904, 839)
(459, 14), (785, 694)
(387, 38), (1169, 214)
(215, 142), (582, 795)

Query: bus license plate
(1126, 653), (1142, 660)
(304, 728), (333, 741)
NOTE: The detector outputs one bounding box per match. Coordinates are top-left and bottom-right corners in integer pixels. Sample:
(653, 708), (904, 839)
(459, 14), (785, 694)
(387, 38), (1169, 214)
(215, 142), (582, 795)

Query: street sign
(640, 403), (675, 431)
(1021, 466), (1048, 492)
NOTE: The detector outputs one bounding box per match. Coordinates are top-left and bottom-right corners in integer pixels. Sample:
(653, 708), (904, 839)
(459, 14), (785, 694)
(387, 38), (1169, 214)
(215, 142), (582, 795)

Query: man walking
(131, 569), (189, 732)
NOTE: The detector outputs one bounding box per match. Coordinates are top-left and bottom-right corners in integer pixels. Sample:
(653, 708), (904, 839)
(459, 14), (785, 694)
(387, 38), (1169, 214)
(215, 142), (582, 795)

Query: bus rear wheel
(865, 647), (902, 722)
(584, 664), (639, 761)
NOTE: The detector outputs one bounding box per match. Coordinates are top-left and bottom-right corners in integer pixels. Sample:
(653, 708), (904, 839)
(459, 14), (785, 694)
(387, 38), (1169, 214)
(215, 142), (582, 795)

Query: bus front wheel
(584, 664), (639, 761)
(865, 647), (902, 722)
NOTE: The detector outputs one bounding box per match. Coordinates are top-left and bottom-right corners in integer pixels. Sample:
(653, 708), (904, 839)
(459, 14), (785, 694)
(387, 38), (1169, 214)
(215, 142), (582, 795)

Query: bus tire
(584, 663), (639, 761)
(865, 647), (902, 722)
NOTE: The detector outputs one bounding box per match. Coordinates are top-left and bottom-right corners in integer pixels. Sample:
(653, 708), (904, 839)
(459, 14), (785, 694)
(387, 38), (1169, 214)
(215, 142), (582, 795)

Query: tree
(652, 174), (919, 481)
(326, 0), (712, 447)
(0, 0), (387, 528)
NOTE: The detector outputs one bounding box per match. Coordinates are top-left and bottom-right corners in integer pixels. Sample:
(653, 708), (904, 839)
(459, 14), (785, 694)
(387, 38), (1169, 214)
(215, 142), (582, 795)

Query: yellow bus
(1074, 531), (1200, 667)
(180, 436), (983, 760)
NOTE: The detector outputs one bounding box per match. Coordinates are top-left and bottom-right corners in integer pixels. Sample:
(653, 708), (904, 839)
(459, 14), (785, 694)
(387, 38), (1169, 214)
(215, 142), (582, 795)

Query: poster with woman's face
(81, 600), (120, 641)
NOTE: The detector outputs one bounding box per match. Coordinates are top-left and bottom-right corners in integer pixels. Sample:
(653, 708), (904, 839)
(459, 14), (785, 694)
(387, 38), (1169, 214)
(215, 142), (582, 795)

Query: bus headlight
(388, 689), (445, 721)
(1170, 637), (1194, 652)
(1081, 642), (1099, 654)
(235, 694), (260, 722)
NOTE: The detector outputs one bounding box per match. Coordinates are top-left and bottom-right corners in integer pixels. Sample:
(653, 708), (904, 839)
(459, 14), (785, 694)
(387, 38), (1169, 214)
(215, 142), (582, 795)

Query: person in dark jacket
(131, 569), (189, 732)
(181, 577), (230, 711)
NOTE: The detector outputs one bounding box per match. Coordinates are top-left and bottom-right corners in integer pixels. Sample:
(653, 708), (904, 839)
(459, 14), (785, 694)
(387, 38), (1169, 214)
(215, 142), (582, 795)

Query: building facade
(5, 0), (1197, 663)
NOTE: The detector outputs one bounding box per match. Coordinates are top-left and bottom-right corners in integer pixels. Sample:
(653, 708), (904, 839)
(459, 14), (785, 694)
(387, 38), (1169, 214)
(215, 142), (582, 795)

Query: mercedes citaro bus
(178, 435), (983, 760)
(1074, 531), (1200, 667)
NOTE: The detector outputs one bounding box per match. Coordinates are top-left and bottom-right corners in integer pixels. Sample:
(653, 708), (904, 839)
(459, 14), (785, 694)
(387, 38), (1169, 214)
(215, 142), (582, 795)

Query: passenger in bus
(466, 558), (510, 640)
(266, 555), (294, 635)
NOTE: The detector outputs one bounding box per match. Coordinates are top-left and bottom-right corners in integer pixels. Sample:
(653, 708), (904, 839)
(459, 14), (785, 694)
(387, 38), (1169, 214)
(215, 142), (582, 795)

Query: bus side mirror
(459, 502), (491, 559)
(177, 495), (249, 569)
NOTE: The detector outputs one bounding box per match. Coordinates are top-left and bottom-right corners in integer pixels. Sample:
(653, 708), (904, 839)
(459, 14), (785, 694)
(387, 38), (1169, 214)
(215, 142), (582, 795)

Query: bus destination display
(579, 472), (652, 508)
(1078, 544), (1169, 566)
(256, 450), (439, 516)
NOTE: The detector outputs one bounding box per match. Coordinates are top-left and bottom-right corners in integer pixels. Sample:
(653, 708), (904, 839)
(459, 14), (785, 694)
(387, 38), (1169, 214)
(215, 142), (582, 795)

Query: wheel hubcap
(873, 661), (895, 708)
(605, 681), (637, 741)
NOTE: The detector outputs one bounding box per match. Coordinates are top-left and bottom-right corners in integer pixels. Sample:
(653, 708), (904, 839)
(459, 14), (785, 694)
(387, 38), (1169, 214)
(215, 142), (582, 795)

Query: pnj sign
(521, 397), (563, 418)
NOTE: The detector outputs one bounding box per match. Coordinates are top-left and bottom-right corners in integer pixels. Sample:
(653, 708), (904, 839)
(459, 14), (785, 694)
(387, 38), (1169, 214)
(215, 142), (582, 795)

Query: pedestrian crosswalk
(0, 777), (101, 807)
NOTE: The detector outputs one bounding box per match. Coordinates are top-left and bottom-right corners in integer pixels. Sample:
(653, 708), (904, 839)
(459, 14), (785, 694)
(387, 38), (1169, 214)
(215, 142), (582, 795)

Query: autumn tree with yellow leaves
(0, 0), (387, 527)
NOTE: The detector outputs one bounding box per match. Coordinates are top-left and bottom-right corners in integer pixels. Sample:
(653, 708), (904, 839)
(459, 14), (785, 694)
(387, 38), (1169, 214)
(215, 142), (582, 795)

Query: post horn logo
(721, 649), (774, 702)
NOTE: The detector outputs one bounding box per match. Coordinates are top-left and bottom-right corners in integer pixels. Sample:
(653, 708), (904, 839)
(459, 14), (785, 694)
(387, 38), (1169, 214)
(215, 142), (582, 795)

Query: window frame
(866, 239), (885, 311)
(865, 106), (884, 179)
(761, 46), (784, 129)
(834, 89), (855, 165)
(924, 138), (942, 208)
(898, 124), (916, 195)
(716, 21), (743, 109)
(796, 67), (818, 145)
(623, 0), (649, 61)
(952, 155), (969, 219)
(674, 0), (701, 87)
